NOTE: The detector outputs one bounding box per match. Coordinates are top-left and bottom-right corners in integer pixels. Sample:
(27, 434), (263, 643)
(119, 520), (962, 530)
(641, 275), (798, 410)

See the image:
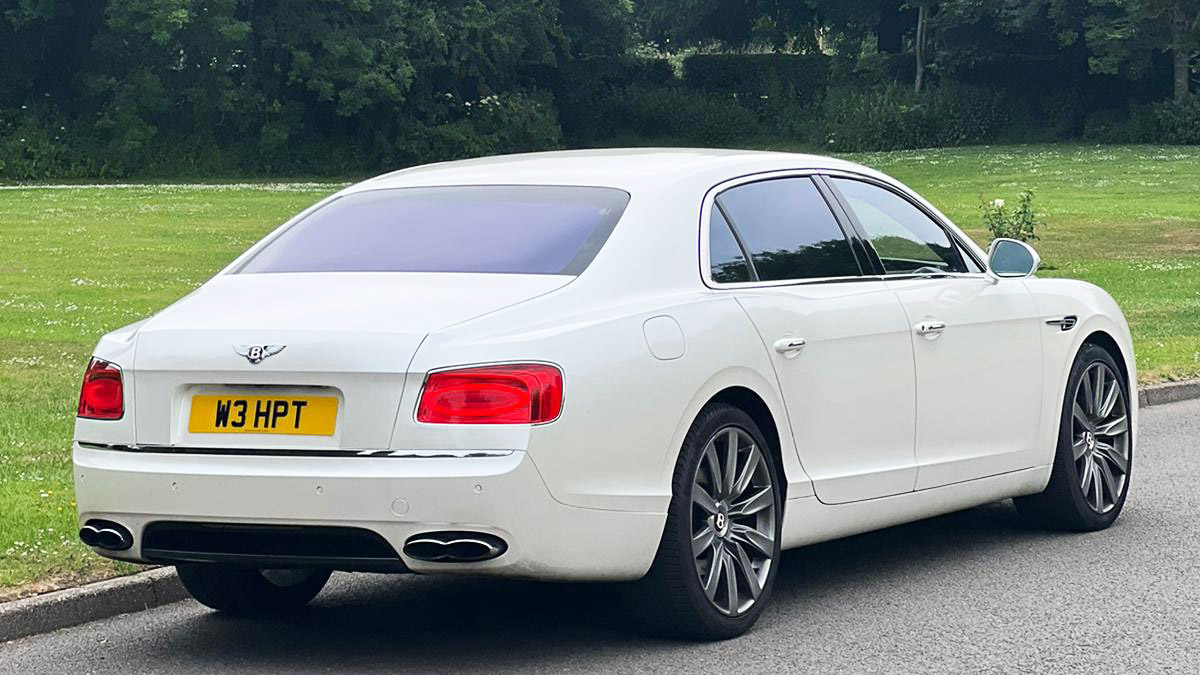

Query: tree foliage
(1, 1), (589, 176)
(1084, 0), (1200, 98)
(2, 0), (1198, 178)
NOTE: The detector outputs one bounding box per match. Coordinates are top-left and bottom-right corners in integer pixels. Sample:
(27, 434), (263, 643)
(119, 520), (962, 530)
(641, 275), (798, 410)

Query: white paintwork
(735, 282), (919, 504)
(74, 148), (1136, 582)
(886, 276), (1045, 489)
(642, 315), (686, 361)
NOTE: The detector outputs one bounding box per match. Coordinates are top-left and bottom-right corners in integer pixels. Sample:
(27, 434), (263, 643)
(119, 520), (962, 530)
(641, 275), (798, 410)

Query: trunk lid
(131, 272), (569, 450)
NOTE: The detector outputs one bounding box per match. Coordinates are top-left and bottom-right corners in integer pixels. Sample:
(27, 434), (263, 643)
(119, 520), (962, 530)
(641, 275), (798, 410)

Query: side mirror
(987, 238), (1041, 279)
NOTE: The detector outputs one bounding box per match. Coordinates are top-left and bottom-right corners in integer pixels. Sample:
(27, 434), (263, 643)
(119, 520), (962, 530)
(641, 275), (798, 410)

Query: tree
(912, 1), (934, 91)
(1085, 0), (1200, 99)
(85, 0), (251, 170)
(635, 0), (821, 49)
(559, 0), (634, 58)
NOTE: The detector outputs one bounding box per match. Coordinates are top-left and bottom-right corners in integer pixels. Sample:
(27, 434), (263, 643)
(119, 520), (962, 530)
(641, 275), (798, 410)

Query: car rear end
(72, 183), (663, 582)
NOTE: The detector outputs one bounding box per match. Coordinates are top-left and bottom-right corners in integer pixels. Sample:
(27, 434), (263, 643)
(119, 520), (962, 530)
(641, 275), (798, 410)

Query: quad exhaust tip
(79, 520), (133, 551)
(403, 531), (507, 563)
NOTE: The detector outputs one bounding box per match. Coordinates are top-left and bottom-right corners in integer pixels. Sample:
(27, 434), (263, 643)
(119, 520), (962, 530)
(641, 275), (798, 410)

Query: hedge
(682, 53), (831, 110)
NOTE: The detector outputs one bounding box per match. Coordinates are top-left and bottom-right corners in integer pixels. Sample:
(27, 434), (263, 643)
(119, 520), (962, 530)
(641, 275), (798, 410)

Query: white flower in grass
(991, 198), (1005, 209)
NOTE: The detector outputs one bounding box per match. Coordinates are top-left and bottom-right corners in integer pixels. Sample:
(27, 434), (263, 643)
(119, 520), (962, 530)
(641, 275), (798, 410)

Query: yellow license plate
(188, 395), (338, 436)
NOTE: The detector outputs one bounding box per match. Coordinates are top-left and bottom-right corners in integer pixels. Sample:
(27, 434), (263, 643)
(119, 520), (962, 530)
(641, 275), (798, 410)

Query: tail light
(77, 358), (124, 420)
(417, 364), (563, 424)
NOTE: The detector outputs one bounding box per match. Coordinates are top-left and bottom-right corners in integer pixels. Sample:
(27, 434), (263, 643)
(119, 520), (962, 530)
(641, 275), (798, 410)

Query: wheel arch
(1081, 330), (1130, 397)
(708, 386), (788, 502)
(1038, 327), (1137, 477)
(662, 364), (813, 508)
(1079, 328), (1136, 449)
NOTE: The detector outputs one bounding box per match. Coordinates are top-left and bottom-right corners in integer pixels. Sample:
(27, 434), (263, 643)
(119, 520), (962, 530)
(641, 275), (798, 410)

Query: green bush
(820, 82), (1007, 151)
(981, 190), (1044, 243)
(1154, 95), (1200, 145)
(597, 85), (759, 144)
(0, 110), (86, 180)
(1084, 97), (1200, 145)
(683, 54), (829, 102)
(462, 90), (564, 155)
(0, 90), (562, 181)
(682, 53), (829, 125)
(553, 56), (678, 143)
(1082, 104), (1159, 143)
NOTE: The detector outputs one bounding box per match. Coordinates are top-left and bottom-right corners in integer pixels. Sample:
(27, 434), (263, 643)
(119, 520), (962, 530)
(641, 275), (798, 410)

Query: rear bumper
(73, 443), (664, 581)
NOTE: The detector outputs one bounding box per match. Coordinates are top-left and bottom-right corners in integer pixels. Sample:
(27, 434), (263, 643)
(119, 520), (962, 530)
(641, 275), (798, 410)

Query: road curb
(0, 567), (185, 644)
(3, 379), (1199, 643)
(1138, 379), (1200, 408)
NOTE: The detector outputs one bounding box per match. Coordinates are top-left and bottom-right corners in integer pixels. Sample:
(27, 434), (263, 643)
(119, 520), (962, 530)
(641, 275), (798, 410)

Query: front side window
(238, 186), (631, 275)
(830, 178), (967, 275)
(714, 177), (860, 282)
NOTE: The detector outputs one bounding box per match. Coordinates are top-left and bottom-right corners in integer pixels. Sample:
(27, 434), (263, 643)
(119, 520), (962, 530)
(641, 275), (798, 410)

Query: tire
(1015, 343), (1133, 531)
(627, 403), (783, 640)
(176, 564), (331, 614)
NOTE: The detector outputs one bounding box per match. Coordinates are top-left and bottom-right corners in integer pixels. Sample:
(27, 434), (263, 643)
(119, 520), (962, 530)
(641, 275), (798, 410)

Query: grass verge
(1, 145), (1197, 596)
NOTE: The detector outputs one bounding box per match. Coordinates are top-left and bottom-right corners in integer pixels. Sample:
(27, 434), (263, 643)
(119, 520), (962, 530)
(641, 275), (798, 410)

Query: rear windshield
(237, 185), (631, 275)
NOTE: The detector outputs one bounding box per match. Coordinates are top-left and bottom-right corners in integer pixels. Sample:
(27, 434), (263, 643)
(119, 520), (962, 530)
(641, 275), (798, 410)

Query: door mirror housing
(987, 238), (1041, 279)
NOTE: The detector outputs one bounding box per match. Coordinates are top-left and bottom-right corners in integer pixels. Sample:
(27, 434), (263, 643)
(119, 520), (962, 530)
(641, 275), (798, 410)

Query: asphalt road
(4, 398), (1198, 674)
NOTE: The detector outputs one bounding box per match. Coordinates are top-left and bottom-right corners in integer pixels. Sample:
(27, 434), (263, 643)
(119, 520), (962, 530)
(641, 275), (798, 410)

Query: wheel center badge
(714, 512), (728, 535)
(1085, 431), (1096, 451)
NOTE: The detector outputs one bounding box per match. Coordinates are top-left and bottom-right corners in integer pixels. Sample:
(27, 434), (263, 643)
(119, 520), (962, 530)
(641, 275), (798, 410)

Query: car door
(706, 174), (919, 504)
(825, 176), (1044, 489)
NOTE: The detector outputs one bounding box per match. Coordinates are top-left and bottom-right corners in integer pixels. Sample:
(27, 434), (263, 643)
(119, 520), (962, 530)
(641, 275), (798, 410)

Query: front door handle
(914, 320), (946, 337)
(773, 337), (806, 355)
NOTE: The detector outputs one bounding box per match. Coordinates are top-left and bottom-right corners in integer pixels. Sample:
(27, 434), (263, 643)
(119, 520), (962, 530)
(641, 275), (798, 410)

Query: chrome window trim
(699, 169), (869, 291)
(875, 271), (993, 282)
(700, 168), (992, 290)
(819, 169), (989, 274)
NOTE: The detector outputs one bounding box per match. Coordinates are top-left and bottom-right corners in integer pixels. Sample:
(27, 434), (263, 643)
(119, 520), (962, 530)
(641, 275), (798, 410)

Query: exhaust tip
(79, 519), (133, 551)
(78, 525), (102, 547)
(403, 531), (507, 563)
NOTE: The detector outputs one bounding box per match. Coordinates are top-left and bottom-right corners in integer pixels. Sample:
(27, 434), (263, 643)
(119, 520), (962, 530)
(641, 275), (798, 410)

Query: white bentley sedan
(74, 149), (1135, 639)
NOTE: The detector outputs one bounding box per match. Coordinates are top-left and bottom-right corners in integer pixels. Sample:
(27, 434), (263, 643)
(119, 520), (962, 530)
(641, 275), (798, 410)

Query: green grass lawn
(1, 145), (1198, 597)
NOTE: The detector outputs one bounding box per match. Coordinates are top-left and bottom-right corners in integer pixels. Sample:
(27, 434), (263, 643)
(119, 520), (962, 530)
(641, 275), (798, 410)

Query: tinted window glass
(959, 243), (984, 273)
(715, 178), (859, 281)
(831, 178), (966, 274)
(238, 186), (631, 275)
(709, 207), (751, 283)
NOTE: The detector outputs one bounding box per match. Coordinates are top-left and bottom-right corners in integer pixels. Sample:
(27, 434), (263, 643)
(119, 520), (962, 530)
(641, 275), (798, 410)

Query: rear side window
(238, 186), (631, 275)
(830, 178), (967, 275)
(714, 177), (860, 282)
(708, 208), (752, 283)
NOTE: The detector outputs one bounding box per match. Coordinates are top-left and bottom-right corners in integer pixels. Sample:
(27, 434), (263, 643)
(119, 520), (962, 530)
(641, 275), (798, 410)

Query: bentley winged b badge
(233, 344), (286, 364)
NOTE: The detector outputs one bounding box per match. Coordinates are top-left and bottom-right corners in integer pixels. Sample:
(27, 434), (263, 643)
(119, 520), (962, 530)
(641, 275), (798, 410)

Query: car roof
(358, 148), (878, 193)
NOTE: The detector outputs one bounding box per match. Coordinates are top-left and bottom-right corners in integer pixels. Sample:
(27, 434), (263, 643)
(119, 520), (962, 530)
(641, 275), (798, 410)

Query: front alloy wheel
(1071, 361), (1130, 514)
(1015, 343), (1132, 531)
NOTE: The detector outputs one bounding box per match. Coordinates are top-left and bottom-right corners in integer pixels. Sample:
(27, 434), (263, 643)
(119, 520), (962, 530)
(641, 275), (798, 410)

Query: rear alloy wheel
(691, 426), (776, 617)
(627, 403), (782, 640)
(176, 564), (331, 614)
(1016, 344), (1132, 531)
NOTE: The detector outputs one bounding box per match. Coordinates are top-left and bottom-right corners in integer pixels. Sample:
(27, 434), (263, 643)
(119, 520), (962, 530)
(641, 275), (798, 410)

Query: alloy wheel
(1071, 361), (1130, 514)
(690, 425), (776, 616)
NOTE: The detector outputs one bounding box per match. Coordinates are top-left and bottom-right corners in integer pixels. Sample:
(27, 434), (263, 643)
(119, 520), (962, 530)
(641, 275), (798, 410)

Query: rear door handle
(914, 320), (946, 337)
(773, 337), (806, 355)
